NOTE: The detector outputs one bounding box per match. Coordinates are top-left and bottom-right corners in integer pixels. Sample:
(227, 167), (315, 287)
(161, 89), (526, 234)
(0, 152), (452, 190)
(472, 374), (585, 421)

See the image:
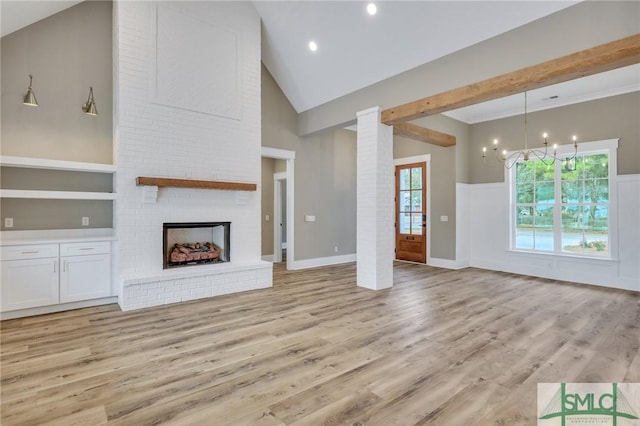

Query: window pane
(562, 206), (608, 256)
(400, 169), (410, 190)
(562, 181), (583, 203)
(400, 212), (410, 234)
(561, 205), (584, 255)
(584, 154), (608, 178)
(515, 206), (534, 250)
(533, 206), (554, 251)
(516, 162), (534, 182)
(516, 183), (534, 204)
(516, 206), (534, 227)
(584, 205), (608, 233)
(561, 205), (583, 233)
(399, 191), (411, 212)
(411, 167), (422, 190)
(536, 182), (555, 204)
(535, 161), (554, 182)
(594, 205), (608, 233)
(561, 158), (579, 176)
(411, 190), (422, 212)
(411, 213), (422, 235)
(581, 179), (608, 203)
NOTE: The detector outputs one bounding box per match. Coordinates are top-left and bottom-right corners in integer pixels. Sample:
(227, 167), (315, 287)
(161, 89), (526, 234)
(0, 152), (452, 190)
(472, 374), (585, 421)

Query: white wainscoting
(467, 175), (639, 292)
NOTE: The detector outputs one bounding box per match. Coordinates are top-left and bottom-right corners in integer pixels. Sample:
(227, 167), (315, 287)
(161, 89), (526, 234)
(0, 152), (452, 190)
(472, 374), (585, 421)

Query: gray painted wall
(469, 92), (640, 184)
(263, 64), (468, 261)
(393, 114), (469, 260)
(0, 1), (113, 231)
(0, 199), (113, 230)
(1, 1), (113, 163)
(262, 66), (357, 260)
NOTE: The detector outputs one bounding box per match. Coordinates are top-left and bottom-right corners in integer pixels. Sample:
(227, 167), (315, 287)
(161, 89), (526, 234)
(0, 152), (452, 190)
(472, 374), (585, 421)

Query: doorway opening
(261, 147), (295, 270)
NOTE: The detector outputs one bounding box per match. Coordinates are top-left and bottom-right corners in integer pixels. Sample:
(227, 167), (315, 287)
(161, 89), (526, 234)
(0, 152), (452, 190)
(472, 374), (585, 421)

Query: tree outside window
(513, 150), (610, 257)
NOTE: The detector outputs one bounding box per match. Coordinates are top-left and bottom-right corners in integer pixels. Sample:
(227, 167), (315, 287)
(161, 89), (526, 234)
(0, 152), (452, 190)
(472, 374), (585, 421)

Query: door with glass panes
(395, 162), (426, 263)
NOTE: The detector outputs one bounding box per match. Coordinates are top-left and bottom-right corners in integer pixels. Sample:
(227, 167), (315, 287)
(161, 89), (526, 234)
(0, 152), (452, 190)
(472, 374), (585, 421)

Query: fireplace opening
(163, 222), (230, 269)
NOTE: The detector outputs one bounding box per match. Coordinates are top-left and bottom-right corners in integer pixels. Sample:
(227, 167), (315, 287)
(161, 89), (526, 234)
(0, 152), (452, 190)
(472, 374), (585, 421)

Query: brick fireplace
(114, 1), (272, 311)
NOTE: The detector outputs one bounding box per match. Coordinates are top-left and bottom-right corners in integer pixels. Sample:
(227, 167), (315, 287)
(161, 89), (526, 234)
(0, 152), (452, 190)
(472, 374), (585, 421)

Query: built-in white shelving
(0, 156), (116, 173)
(0, 189), (116, 200)
(0, 156), (116, 201)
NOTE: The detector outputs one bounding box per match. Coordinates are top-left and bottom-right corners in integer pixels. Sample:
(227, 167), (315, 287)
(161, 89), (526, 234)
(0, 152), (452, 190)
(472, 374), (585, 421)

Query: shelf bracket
(141, 186), (158, 204)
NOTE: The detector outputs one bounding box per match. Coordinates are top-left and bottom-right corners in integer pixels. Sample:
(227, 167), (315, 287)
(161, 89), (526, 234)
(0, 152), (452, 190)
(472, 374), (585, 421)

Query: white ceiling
(2, 1), (637, 124)
(445, 64), (640, 124)
(255, 0), (580, 113)
(0, 1), (83, 38)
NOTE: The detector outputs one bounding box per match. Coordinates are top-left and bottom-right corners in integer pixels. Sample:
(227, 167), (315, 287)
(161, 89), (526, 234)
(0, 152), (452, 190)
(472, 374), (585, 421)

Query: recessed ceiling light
(367, 3), (377, 16)
(308, 41), (318, 52)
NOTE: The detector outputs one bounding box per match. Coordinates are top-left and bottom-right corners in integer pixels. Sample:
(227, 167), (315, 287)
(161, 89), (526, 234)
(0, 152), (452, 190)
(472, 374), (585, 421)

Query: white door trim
(273, 172), (287, 263)
(262, 147), (295, 270)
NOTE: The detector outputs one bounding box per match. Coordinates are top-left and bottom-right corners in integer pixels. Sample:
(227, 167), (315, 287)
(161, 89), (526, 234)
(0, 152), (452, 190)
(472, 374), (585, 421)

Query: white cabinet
(1, 257), (59, 311)
(60, 242), (111, 303)
(1, 241), (111, 312)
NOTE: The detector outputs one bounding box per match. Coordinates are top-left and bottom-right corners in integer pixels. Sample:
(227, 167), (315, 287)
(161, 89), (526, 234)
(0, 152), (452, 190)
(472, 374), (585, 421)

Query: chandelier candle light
(482, 92), (578, 169)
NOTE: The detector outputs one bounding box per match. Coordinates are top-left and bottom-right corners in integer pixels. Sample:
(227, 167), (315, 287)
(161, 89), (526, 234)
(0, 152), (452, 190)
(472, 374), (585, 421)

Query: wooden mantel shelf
(136, 177), (257, 191)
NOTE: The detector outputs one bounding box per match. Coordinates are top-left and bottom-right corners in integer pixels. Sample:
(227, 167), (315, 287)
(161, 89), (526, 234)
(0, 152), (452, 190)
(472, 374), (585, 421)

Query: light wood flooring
(1, 262), (638, 425)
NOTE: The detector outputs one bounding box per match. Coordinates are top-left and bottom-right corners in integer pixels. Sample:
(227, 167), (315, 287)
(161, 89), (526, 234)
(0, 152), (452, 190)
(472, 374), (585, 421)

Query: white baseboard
(618, 277), (640, 292)
(261, 255), (274, 262)
(291, 253), (356, 270)
(1, 296), (118, 320)
(428, 257), (469, 270)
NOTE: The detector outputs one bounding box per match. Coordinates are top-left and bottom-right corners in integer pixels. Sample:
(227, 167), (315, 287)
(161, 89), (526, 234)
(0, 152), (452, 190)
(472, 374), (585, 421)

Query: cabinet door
(60, 254), (111, 303)
(1, 258), (59, 311)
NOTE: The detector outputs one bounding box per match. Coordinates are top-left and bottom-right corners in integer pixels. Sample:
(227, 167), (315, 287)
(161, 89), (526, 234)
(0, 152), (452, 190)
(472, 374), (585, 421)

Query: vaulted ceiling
(3, 1), (638, 124)
(255, 1), (576, 113)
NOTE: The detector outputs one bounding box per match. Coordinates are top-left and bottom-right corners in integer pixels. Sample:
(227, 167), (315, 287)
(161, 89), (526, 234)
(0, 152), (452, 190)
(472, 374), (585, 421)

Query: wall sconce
(82, 86), (98, 116)
(23, 74), (38, 106)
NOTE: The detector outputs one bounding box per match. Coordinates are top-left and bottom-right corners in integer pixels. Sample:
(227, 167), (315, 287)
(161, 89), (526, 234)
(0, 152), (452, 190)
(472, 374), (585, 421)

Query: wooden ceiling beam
(393, 122), (456, 147)
(381, 34), (640, 125)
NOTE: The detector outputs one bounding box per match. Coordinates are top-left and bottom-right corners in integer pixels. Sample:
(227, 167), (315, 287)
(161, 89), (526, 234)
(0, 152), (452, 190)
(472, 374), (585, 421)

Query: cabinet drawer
(1, 244), (59, 261)
(60, 241), (111, 256)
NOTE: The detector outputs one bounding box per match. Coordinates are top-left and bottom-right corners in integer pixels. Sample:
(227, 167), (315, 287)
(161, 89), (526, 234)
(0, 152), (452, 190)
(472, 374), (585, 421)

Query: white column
(356, 106), (394, 290)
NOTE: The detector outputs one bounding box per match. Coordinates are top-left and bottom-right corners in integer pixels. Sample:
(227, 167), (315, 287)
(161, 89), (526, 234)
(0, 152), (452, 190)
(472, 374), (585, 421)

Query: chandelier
(482, 92), (578, 169)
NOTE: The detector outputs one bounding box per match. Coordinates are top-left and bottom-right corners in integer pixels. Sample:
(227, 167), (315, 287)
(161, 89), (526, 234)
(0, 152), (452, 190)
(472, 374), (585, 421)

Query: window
(511, 140), (616, 257)
(514, 160), (555, 251)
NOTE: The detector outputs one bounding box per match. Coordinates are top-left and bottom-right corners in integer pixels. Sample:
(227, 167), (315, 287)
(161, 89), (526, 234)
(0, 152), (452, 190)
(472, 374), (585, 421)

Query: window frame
(507, 139), (619, 260)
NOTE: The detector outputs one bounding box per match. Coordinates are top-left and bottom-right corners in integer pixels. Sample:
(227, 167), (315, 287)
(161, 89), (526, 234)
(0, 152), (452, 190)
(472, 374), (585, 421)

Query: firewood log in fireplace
(170, 242), (221, 263)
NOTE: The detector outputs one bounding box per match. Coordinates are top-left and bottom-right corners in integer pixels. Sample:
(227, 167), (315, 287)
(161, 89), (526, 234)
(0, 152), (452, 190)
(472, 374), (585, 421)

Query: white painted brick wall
(113, 1), (271, 310)
(356, 107), (394, 290)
